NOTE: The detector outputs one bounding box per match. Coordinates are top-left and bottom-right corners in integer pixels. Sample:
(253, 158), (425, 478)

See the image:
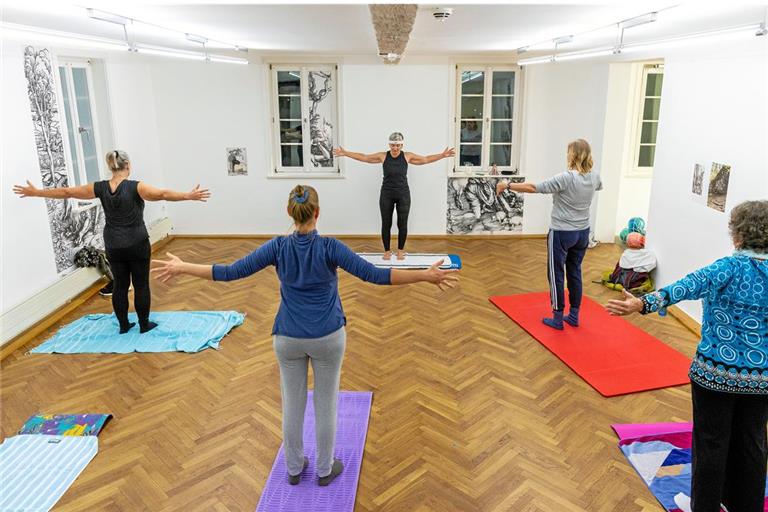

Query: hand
(186, 185), (210, 202)
(13, 180), (39, 198)
(333, 147), (346, 157)
(150, 252), (186, 283)
(605, 289), (644, 316)
(425, 259), (459, 291)
(441, 147), (456, 159)
(495, 180), (509, 196)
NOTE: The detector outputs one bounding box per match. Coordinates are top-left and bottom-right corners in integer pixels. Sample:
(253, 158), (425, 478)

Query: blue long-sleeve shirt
(212, 231), (392, 338)
(641, 252), (768, 394)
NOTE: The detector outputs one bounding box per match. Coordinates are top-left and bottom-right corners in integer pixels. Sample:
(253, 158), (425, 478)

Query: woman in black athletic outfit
(334, 133), (454, 260)
(14, 150), (210, 334)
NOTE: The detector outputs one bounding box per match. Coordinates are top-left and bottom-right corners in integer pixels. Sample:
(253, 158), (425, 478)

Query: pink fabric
(611, 422), (693, 441)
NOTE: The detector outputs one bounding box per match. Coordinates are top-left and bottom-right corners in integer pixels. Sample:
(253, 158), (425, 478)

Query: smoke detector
(432, 7), (454, 21)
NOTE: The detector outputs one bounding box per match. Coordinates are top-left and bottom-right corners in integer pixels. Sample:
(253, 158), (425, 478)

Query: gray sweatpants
(273, 326), (346, 478)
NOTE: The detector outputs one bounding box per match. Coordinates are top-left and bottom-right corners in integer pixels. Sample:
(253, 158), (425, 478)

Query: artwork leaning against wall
(446, 177), (524, 234)
(23, 46), (105, 273)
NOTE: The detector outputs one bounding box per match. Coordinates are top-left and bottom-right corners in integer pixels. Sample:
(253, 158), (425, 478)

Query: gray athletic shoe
(288, 457), (309, 485)
(318, 459), (344, 487)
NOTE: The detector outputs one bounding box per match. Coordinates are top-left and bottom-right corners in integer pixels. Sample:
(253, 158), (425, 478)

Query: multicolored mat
(18, 413), (112, 436)
(613, 422), (768, 511)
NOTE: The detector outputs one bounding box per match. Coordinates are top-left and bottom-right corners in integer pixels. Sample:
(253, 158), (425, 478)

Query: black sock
(140, 321), (158, 334)
(119, 322), (136, 334)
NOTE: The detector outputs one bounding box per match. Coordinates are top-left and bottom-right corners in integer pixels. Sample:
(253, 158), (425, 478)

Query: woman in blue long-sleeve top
(607, 200), (768, 512)
(151, 185), (459, 487)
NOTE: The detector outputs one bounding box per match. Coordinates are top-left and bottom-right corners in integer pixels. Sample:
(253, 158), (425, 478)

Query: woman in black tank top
(334, 132), (454, 260)
(14, 150), (210, 335)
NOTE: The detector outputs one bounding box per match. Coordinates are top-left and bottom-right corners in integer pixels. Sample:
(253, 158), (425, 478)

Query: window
(633, 63), (663, 172)
(55, 59), (107, 204)
(269, 64), (340, 177)
(455, 65), (522, 174)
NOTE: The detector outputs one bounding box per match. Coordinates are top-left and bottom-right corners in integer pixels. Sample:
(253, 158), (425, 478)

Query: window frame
(453, 64), (523, 176)
(53, 56), (107, 210)
(268, 63), (343, 179)
(628, 62), (664, 177)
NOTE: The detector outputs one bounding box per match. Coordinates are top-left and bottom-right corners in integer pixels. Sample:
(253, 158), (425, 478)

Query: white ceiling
(2, 2), (766, 57)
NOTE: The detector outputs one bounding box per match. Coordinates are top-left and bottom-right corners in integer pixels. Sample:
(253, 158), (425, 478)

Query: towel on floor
(31, 311), (245, 354)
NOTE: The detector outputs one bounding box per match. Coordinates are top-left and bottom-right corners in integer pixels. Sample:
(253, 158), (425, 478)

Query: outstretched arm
(13, 180), (95, 200)
(152, 239), (279, 283)
(606, 257), (737, 317)
(406, 147), (455, 166)
(329, 239), (459, 290)
(151, 253), (214, 282)
(495, 180), (537, 195)
(333, 147), (385, 164)
(138, 182), (210, 202)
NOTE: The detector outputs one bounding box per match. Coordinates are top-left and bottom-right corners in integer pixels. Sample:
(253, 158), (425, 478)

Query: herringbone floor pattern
(1, 237), (697, 511)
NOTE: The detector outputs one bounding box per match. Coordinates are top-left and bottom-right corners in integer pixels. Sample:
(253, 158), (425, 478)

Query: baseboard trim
(668, 305), (702, 337)
(170, 233), (549, 240)
(0, 218), (173, 360)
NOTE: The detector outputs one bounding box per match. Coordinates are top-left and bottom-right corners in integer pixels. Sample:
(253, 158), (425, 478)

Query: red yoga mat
(489, 292), (692, 397)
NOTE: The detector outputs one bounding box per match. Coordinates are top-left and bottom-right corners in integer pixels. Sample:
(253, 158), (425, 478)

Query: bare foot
(383, 251), (392, 260)
(396, 250), (406, 260)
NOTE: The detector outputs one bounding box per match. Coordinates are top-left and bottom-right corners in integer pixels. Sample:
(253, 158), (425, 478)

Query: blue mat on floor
(31, 311), (245, 354)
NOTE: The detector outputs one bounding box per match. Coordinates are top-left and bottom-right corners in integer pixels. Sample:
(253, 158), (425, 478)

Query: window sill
(268, 171), (345, 179)
(450, 172), (521, 179)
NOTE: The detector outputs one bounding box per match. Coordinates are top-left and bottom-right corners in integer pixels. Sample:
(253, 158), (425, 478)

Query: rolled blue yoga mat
(31, 311), (244, 354)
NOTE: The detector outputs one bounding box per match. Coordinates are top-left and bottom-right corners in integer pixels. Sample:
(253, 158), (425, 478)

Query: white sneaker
(673, 493), (691, 512)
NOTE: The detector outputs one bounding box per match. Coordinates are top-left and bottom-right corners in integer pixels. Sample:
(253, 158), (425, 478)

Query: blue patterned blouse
(641, 251), (768, 394)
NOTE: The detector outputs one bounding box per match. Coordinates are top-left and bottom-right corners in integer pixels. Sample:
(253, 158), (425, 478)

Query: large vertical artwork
(24, 46), (104, 273)
(447, 177), (524, 234)
(706, 162), (731, 213)
(307, 70), (334, 168)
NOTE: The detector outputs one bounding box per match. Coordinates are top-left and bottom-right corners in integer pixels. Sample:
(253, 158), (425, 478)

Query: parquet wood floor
(1, 237), (698, 511)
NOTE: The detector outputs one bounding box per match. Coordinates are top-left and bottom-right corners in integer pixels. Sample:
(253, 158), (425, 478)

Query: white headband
(388, 140), (405, 145)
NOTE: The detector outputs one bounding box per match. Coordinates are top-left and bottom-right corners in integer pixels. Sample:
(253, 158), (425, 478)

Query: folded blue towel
(31, 311), (245, 354)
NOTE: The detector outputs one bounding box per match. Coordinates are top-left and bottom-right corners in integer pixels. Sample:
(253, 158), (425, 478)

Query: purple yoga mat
(256, 391), (373, 512)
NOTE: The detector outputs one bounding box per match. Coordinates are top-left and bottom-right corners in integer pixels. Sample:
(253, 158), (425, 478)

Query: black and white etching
(24, 46), (104, 273)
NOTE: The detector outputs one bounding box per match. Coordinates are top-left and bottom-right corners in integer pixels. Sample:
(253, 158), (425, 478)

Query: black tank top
(93, 179), (149, 249)
(381, 151), (408, 192)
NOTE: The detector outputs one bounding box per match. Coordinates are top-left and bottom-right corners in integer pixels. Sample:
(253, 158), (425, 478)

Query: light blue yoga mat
(0, 435), (98, 512)
(31, 311), (245, 354)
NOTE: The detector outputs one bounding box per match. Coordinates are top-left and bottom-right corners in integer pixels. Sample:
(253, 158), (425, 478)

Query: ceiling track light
(619, 12), (658, 30)
(185, 33), (208, 45)
(85, 6), (246, 52)
(518, 23), (764, 66)
(552, 35), (574, 45)
(86, 8), (129, 26)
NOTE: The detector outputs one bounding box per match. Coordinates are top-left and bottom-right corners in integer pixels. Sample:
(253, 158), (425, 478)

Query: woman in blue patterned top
(607, 200), (768, 512)
(151, 185), (459, 487)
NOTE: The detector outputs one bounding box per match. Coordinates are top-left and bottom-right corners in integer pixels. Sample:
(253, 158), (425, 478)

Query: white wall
(519, 61), (610, 234)
(150, 58), (455, 235)
(151, 56), (613, 237)
(646, 37), (768, 321)
(1, 38), (167, 316)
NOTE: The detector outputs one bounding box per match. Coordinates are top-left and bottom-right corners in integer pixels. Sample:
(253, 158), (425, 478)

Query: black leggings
(106, 239), (151, 330)
(690, 382), (768, 512)
(379, 189), (411, 251)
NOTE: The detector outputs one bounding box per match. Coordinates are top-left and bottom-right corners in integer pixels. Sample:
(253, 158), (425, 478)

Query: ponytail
(106, 150), (130, 172)
(287, 185), (319, 226)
